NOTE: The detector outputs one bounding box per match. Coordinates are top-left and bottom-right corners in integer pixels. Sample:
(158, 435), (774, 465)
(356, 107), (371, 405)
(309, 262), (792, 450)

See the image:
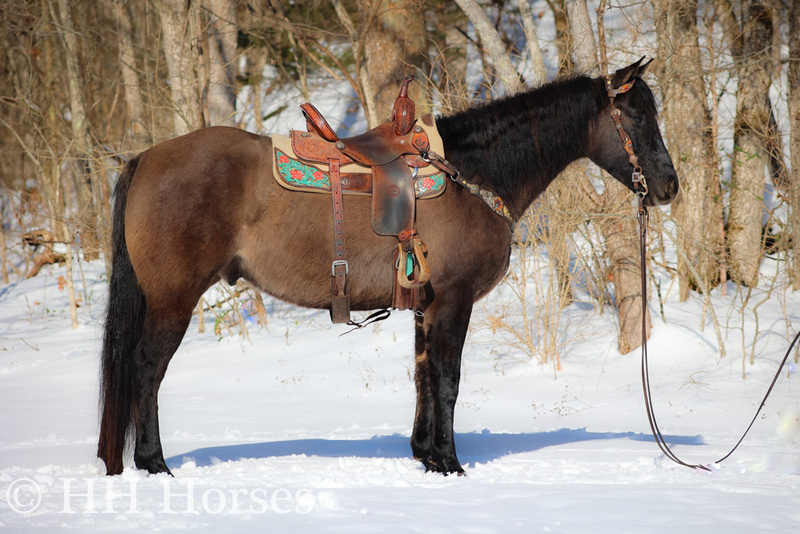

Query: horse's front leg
(411, 297), (472, 475)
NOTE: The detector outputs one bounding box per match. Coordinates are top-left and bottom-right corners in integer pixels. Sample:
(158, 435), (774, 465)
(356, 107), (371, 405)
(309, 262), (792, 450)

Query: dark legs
(411, 298), (472, 475)
(131, 307), (192, 475)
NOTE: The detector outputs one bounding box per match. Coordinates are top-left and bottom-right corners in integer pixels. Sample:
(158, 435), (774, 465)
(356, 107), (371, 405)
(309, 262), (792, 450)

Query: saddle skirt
(270, 114), (448, 201)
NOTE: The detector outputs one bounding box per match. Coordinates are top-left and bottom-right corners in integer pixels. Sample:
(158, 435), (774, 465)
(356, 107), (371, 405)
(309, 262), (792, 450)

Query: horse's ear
(635, 57), (654, 78)
(609, 56), (650, 89)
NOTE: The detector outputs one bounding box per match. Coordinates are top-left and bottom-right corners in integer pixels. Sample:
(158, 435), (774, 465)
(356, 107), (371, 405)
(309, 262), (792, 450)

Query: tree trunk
(155, 0), (205, 135)
(244, 45), (268, 132)
(727, 1), (773, 287)
(62, 221), (80, 330)
(0, 215), (8, 284)
(363, 0), (430, 121)
(205, 0), (238, 126)
(49, 0), (104, 260)
(652, 0), (723, 301)
(565, 0), (598, 75)
(604, 207), (648, 354)
(331, 0), (379, 127)
(454, 0), (523, 95)
(517, 0), (546, 86)
(546, 0), (573, 74)
(569, 1), (649, 353)
(789, 1), (800, 290)
(112, 0), (151, 149)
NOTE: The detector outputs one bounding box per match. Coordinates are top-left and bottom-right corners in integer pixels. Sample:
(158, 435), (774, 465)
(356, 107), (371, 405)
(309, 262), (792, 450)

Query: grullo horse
(98, 58), (678, 476)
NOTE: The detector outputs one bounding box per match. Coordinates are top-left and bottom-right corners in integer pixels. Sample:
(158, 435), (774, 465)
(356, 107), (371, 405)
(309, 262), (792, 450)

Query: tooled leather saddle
(271, 76), (458, 324)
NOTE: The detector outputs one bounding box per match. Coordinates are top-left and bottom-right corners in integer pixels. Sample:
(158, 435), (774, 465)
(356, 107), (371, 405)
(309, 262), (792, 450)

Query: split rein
(608, 76), (800, 472)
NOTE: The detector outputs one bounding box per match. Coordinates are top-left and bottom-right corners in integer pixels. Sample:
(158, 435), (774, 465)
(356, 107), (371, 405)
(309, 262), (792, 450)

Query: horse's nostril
(668, 176), (679, 198)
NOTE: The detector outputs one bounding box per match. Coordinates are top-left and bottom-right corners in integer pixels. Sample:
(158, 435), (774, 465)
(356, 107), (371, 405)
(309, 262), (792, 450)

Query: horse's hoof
(135, 455), (172, 476)
(419, 456), (465, 476)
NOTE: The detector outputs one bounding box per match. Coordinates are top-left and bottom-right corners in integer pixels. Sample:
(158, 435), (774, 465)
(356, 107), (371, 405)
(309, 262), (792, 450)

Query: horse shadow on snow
(166, 428), (704, 470)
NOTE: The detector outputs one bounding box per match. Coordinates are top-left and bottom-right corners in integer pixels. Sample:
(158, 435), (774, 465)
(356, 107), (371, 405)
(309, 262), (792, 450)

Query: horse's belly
(234, 187), (397, 311)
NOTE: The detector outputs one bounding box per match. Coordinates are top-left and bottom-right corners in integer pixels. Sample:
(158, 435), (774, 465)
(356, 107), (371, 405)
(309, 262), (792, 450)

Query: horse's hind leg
(132, 302), (194, 475)
(411, 297), (472, 475)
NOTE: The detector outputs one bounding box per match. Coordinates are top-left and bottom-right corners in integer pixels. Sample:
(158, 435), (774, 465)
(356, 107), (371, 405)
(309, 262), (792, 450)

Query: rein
(608, 75), (800, 471)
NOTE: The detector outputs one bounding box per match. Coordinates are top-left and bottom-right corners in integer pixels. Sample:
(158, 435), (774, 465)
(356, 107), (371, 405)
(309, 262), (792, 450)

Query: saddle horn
(392, 76), (416, 136)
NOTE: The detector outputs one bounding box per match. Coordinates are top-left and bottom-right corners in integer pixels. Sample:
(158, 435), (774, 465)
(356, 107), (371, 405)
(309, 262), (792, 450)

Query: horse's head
(588, 58), (679, 206)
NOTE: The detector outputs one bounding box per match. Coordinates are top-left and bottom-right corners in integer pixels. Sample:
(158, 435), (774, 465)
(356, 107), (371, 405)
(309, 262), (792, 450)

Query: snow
(1, 252), (798, 533)
(3, 1), (799, 529)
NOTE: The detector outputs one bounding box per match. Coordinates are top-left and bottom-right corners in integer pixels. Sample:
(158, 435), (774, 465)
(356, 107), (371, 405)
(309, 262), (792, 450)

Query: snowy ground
(1, 252), (798, 533)
(2, 2), (798, 526)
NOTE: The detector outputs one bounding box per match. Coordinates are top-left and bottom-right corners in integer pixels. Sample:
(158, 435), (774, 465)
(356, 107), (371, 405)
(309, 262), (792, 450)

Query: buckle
(632, 169), (648, 201)
(331, 259), (349, 276)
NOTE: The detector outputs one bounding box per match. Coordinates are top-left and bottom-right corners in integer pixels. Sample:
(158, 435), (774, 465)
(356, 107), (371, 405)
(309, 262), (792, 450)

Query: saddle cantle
(270, 77), (449, 324)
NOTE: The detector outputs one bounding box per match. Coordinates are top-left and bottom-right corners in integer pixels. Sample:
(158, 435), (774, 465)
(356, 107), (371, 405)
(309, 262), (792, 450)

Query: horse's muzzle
(644, 171), (679, 206)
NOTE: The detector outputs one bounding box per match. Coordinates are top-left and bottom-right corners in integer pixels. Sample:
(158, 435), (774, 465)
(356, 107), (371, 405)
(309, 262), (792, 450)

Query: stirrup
(396, 235), (430, 289)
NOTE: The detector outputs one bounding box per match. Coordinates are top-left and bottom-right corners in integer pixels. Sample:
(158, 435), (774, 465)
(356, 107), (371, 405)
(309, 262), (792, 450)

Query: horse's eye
(632, 116), (644, 125)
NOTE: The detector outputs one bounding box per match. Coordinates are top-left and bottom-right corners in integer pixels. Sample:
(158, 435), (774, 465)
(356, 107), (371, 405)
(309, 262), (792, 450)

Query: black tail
(98, 155), (146, 475)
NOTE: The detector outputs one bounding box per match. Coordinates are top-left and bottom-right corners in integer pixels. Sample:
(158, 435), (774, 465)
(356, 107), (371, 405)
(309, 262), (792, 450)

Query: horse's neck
(437, 78), (599, 218)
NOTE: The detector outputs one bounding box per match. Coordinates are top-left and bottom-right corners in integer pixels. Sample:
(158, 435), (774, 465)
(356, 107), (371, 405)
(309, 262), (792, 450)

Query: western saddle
(285, 76), (458, 324)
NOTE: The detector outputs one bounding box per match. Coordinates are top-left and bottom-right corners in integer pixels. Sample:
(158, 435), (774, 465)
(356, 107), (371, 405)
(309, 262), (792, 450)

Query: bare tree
(727, 1), (774, 287)
(47, 0), (106, 260)
(569, 0), (650, 353)
(790, 0), (800, 289)
(454, 0), (523, 94)
(425, 3), (470, 114)
(652, 0), (723, 300)
(517, 0), (547, 86)
(205, 0), (238, 127)
(565, 0), (598, 75)
(362, 0), (430, 120)
(546, 0), (573, 74)
(111, 0), (152, 149)
(154, 0), (205, 135)
(331, 0), (379, 127)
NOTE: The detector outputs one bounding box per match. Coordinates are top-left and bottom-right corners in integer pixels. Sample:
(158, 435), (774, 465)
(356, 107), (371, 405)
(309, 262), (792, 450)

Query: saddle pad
(270, 115), (448, 199)
(272, 147), (446, 198)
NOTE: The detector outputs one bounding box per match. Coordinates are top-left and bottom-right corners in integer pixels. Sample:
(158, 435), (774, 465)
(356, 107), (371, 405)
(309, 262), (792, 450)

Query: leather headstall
(604, 75), (647, 202)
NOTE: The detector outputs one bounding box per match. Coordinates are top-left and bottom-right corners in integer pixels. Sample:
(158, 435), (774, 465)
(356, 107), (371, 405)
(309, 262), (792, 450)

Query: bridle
(604, 75), (648, 205)
(606, 74), (799, 472)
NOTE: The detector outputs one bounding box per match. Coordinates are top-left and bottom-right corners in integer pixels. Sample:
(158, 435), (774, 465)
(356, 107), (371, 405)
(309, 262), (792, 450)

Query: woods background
(0, 0), (798, 358)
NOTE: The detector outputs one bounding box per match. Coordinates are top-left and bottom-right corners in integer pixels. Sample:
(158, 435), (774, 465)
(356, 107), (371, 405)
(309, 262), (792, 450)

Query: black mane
(436, 75), (608, 215)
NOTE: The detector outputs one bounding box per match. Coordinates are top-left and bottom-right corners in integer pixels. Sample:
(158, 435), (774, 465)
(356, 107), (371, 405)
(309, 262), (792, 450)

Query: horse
(98, 58), (679, 477)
